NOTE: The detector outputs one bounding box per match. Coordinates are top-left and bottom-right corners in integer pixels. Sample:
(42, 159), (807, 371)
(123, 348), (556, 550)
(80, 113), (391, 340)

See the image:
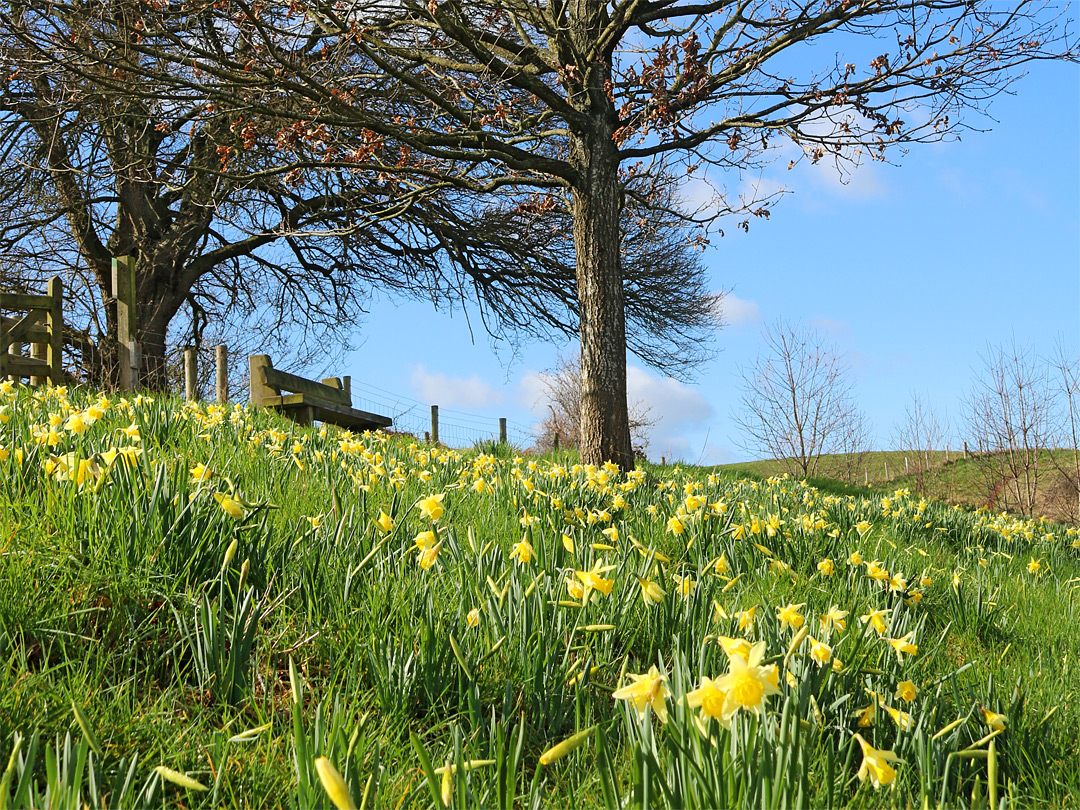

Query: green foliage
(0, 383), (1078, 808)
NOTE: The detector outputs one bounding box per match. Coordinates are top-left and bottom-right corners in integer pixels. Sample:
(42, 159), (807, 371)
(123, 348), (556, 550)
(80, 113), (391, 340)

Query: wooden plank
(261, 365), (350, 406)
(47, 276), (63, 385)
(263, 393), (392, 430)
(1, 315), (48, 343)
(0, 293), (53, 311)
(2, 311), (45, 345)
(3, 356), (49, 376)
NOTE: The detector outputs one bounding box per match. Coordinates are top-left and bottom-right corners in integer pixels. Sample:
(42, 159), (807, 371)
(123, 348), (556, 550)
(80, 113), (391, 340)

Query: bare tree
(964, 339), (1055, 516)
(532, 354), (655, 457)
(821, 407), (875, 486)
(1047, 336), (1080, 522)
(734, 320), (866, 478)
(893, 391), (948, 494)
(73, 0), (1076, 466)
(0, 1), (719, 389)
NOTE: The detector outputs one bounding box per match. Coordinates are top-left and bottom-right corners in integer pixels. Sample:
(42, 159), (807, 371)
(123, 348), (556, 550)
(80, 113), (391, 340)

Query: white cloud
(627, 365), (714, 461)
(410, 364), (504, 410)
(516, 363), (715, 461)
(517, 369), (553, 418)
(718, 293), (762, 327)
(810, 316), (853, 339)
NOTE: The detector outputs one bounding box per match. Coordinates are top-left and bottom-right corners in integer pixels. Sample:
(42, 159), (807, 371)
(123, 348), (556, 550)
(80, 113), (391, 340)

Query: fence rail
(0, 276), (63, 385)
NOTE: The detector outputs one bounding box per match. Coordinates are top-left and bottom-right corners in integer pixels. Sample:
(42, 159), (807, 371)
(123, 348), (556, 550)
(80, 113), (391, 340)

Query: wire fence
(348, 378), (537, 450)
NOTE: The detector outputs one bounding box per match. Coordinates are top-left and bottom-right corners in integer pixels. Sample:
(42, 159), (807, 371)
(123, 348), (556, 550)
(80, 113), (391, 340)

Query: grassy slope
(1, 386), (1079, 808)
(718, 450), (1079, 522)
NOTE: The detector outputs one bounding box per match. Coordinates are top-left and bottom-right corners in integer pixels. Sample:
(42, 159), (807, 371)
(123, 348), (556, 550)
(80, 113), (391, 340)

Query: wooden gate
(0, 276), (63, 385)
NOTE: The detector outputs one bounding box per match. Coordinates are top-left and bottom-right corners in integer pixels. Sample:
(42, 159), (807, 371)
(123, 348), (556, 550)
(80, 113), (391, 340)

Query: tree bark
(569, 128), (633, 467)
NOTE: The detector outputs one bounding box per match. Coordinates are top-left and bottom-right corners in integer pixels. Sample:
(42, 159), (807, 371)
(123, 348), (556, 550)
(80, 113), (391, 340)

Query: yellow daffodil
(714, 640), (781, 722)
(818, 558), (835, 576)
(885, 631), (918, 663)
(418, 539), (444, 569)
(510, 538), (534, 564)
(849, 551), (863, 566)
(1027, 557), (1041, 575)
(776, 603), (806, 632)
(859, 608), (891, 635)
(717, 636), (753, 663)
(853, 733), (900, 788)
(820, 606), (848, 634)
(981, 707), (1007, 731)
(666, 515), (685, 535)
(636, 576), (666, 606)
(809, 636), (832, 665)
(574, 562), (615, 601)
(685, 676), (728, 723)
(213, 492), (246, 519)
(375, 510), (394, 533)
(466, 607), (481, 628)
(895, 681), (917, 703)
(612, 666), (670, 723)
(416, 493), (446, 521)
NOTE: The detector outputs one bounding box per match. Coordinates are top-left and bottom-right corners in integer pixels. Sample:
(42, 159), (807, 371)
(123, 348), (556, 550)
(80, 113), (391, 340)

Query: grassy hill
(2, 383), (1079, 808)
(718, 450), (1079, 524)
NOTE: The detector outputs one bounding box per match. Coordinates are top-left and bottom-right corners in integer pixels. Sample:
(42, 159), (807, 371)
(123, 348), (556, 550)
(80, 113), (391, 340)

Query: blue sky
(342, 59), (1079, 463)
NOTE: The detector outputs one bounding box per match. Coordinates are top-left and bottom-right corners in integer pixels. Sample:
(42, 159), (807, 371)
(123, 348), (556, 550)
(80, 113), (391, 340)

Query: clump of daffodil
(612, 666), (670, 723)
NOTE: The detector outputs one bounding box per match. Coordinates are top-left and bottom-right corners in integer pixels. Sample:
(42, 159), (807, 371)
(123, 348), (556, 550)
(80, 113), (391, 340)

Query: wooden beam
(3, 356), (49, 376)
(2, 310), (45, 345)
(1, 315), (48, 344)
(262, 393), (392, 430)
(262, 365), (350, 406)
(0, 292), (53, 311)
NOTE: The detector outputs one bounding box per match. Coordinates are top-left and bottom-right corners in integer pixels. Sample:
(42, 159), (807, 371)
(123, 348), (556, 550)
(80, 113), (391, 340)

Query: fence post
(499, 417), (507, 444)
(184, 347), (197, 401)
(553, 431), (559, 451)
(884, 459), (889, 481)
(5, 342), (21, 383)
(112, 256), (136, 391)
(905, 456), (909, 475)
(963, 441), (970, 458)
(30, 342), (45, 387)
(430, 405), (439, 445)
(946, 445), (950, 463)
(865, 469), (869, 486)
(342, 376), (352, 404)
(215, 344), (228, 403)
(46, 276), (63, 386)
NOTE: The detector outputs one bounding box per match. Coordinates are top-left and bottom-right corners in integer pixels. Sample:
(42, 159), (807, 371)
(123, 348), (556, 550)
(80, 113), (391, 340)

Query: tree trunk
(570, 131), (633, 470)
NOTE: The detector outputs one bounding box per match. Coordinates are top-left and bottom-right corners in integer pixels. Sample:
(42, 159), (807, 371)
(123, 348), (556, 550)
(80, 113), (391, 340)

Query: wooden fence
(0, 276), (64, 385)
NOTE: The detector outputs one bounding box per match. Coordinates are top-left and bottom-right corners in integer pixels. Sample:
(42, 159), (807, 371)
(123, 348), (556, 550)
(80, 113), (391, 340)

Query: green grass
(1, 384), (1079, 808)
